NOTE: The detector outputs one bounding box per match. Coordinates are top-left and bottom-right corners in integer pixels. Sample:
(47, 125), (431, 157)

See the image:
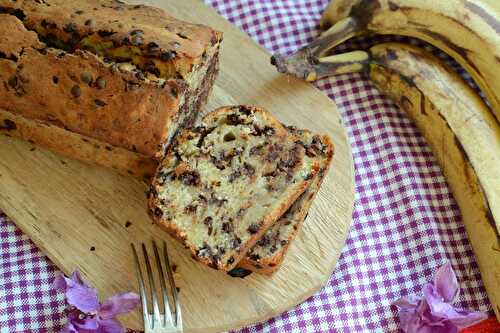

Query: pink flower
(393, 263), (487, 333)
(54, 270), (140, 333)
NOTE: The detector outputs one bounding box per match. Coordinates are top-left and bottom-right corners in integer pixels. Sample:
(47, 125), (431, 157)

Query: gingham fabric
(0, 0), (493, 332)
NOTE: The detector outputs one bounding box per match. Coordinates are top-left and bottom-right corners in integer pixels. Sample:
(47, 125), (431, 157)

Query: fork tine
(131, 243), (149, 329)
(163, 241), (182, 327)
(141, 243), (161, 328)
(152, 240), (173, 327)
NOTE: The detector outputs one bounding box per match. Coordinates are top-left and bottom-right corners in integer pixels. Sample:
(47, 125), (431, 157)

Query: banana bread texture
(148, 106), (320, 271)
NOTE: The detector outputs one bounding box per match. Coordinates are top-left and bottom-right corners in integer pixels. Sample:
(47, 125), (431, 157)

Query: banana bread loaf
(148, 106), (320, 271)
(235, 128), (334, 275)
(0, 0), (222, 179)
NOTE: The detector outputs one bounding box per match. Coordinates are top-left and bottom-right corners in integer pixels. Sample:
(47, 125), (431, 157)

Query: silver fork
(131, 241), (183, 333)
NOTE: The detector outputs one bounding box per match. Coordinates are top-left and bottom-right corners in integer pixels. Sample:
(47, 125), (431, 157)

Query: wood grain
(0, 0), (354, 331)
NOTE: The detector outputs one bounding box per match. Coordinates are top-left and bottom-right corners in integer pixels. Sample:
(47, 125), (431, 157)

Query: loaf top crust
(0, 0), (222, 79)
(148, 106), (319, 271)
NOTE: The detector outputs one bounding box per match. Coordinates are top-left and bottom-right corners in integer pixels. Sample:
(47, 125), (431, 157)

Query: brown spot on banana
(388, 1), (399, 11)
(349, 0), (381, 28)
(419, 93), (426, 116)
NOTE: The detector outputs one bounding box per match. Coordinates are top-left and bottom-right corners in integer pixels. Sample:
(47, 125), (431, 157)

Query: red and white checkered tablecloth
(0, 1), (493, 332)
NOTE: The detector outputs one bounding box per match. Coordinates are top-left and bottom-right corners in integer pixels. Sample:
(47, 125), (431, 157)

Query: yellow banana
(272, 0), (500, 123)
(311, 42), (500, 318)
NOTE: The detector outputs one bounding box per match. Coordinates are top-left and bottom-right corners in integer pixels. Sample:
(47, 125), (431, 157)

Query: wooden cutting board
(0, 0), (354, 331)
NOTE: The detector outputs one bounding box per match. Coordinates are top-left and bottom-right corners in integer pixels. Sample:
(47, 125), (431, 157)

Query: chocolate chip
(70, 85), (81, 98)
(270, 245), (277, 253)
(96, 76), (106, 89)
(249, 254), (260, 261)
(227, 257), (235, 265)
(144, 62), (160, 76)
(223, 132), (236, 142)
(179, 170), (200, 186)
(204, 217), (213, 236)
(170, 86), (178, 98)
(249, 146), (262, 156)
(257, 235), (270, 247)
(90, 246), (95, 251)
(236, 207), (247, 218)
(125, 221), (132, 228)
(247, 224), (259, 234)
(160, 51), (176, 61)
(153, 207), (163, 218)
(147, 41), (159, 51)
(263, 126), (275, 136)
(226, 113), (243, 125)
(222, 222), (233, 233)
(210, 156), (225, 170)
(63, 22), (77, 33)
(52, 76), (59, 84)
(239, 105), (252, 115)
(209, 194), (227, 207)
(98, 30), (115, 37)
(75, 10), (84, 14)
(1, 119), (16, 131)
(184, 204), (197, 214)
(80, 72), (92, 85)
(228, 268), (252, 278)
(57, 51), (66, 58)
(228, 169), (241, 183)
(196, 243), (212, 258)
(7, 76), (17, 88)
(243, 162), (255, 176)
(230, 237), (241, 249)
(94, 99), (106, 107)
(177, 33), (188, 39)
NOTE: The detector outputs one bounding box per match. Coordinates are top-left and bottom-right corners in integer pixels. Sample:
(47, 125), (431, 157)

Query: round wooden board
(0, 1), (354, 332)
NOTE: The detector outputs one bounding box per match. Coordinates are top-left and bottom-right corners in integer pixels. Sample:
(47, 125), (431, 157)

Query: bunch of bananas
(271, 0), (500, 319)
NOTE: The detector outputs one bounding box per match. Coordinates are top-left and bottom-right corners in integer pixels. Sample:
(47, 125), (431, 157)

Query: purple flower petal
(71, 271), (91, 288)
(423, 283), (487, 330)
(66, 284), (100, 313)
(53, 274), (68, 291)
(61, 272), (100, 314)
(393, 295), (419, 310)
(98, 292), (140, 319)
(98, 318), (125, 333)
(59, 323), (78, 333)
(433, 263), (459, 303)
(446, 309), (488, 330)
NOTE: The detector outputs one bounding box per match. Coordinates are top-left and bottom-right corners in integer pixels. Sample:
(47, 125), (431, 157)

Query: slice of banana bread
(148, 106), (320, 271)
(234, 128), (334, 275)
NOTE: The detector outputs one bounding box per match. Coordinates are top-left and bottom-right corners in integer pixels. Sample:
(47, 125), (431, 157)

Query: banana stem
(271, 17), (361, 81)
